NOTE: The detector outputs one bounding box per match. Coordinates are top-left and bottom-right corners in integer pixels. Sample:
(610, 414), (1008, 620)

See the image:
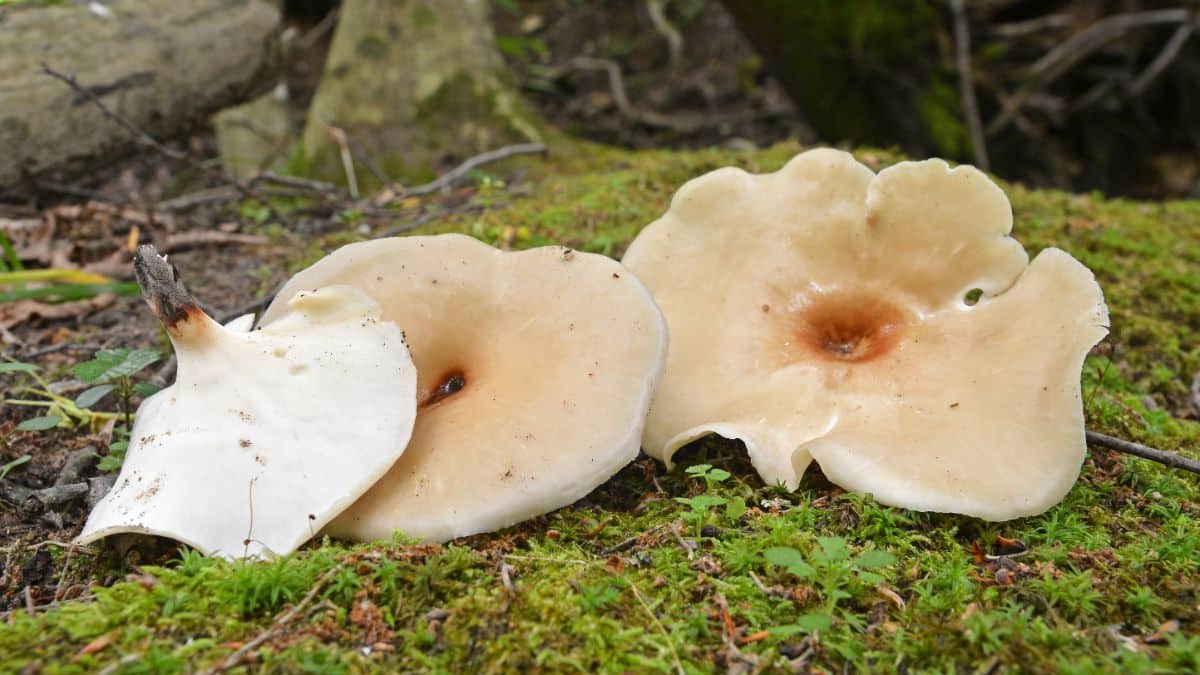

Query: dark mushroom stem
(1086, 430), (1200, 475)
(133, 244), (203, 332)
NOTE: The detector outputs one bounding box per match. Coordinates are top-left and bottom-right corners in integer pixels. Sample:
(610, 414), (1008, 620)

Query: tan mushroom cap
(259, 234), (667, 542)
(622, 148), (1109, 520)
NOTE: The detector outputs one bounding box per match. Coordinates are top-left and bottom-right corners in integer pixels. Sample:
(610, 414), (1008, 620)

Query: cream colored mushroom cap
(76, 286), (418, 558)
(622, 148), (1109, 521)
(259, 234), (668, 543)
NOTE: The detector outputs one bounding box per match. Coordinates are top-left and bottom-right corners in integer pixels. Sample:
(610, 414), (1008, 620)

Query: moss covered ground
(2, 142), (1198, 672)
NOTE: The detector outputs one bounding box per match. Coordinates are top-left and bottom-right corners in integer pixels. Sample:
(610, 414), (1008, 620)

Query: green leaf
(794, 613), (833, 632)
(768, 613), (832, 637)
(725, 498), (747, 520)
(0, 282), (139, 304)
(74, 384), (116, 409)
(0, 454), (31, 480)
(74, 350), (127, 382)
(688, 495), (726, 509)
(685, 464), (713, 476)
(74, 348), (159, 383)
(16, 415), (62, 431)
(0, 362), (38, 374)
(705, 468), (731, 483)
(0, 232), (21, 271)
(857, 571), (885, 585)
(764, 547), (815, 577)
(856, 549), (896, 570)
(133, 382), (162, 397)
(97, 454), (124, 472)
(816, 536), (850, 563)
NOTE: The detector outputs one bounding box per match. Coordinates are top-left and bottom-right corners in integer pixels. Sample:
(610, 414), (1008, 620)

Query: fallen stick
(207, 565), (342, 673)
(41, 64), (290, 228)
(1086, 429), (1200, 475)
(400, 143), (548, 198)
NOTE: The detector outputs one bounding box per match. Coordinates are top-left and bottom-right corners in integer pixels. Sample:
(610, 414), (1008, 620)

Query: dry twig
(41, 64), (289, 227)
(622, 574), (685, 675)
(950, 0), (990, 170)
(646, 0), (684, 71)
(986, 9), (1192, 137)
(206, 565), (342, 673)
(399, 143), (548, 198)
(1086, 430), (1200, 475)
(1128, 16), (1198, 96)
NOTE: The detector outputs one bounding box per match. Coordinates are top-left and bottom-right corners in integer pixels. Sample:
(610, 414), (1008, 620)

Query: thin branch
(206, 565), (342, 673)
(646, 0), (684, 71)
(555, 57), (701, 132)
(623, 574), (685, 675)
(156, 186), (240, 212)
(41, 65), (187, 162)
(1128, 16), (1197, 96)
(252, 171), (344, 198)
(297, 7), (340, 51)
(40, 64), (290, 227)
(400, 143), (548, 198)
(1086, 430), (1200, 475)
(989, 13), (1072, 38)
(950, 0), (990, 171)
(986, 9), (1192, 137)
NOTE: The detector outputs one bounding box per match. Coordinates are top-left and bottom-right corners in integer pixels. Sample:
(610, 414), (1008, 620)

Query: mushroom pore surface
(622, 149), (1109, 521)
(259, 234), (667, 542)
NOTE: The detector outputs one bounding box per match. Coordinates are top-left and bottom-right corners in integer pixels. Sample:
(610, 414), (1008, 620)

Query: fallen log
(0, 0), (281, 195)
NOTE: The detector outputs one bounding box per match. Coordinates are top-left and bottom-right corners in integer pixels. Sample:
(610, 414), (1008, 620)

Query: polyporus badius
(259, 234), (667, 542)
(622, 149), (1109, 520)
(77, 246), (418, 558)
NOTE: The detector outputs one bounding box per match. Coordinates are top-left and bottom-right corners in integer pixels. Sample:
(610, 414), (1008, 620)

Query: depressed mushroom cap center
(790, 291), (913, 363)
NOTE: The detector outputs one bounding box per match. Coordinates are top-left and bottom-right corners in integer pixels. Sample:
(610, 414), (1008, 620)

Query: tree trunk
(0, 0), (282, 195)
(719, 0), (967, 159)
(301, 0), (544, 186)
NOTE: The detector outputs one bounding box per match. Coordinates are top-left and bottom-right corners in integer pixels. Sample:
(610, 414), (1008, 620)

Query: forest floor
(0, 141), (1198, 672)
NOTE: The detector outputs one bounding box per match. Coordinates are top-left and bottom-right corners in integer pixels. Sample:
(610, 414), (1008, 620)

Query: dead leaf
(163, 231), (268, 252)
(72, 633), (112, 661)
(876, 583), (906, 610)
(0, 294), (115, 329)
(1145, 619), (1180, 644)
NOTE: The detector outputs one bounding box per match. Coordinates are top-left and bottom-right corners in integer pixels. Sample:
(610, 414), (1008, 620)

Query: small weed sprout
(73, 348), (161, 429)
(764, 537), (896, 636)
(2, 361), (106, 435)
(675, 463), (745, 538)
(72, 348), (161, 472)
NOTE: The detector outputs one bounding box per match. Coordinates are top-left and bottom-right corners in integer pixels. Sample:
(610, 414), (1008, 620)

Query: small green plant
(2, 361), (101, 433)
(73, 349), (161, 471)
(764, 537), (896, 636)
(0, 454), (31, 480)
(576, 580), (621, 612)
(0, 268), (138, 303)
(73, 349), (161, 425)
(674, 463), (745, 537)
(2, 350), (159, 469)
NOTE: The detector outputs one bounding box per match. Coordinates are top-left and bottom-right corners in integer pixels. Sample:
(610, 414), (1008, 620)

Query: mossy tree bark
(719, 0), (968, 159)
(301, 0), (544, 186)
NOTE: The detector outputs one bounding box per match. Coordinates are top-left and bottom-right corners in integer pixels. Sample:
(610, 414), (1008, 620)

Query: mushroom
(622, 149), (1109, 520)
(76, 246), (418, 558)
(258, 234), (667, 542)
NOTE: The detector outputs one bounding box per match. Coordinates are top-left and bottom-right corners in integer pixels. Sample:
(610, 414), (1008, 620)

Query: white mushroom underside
(260, 235), (668, 542)
(76, 286), (418, 558)
(623, 149), (1109, 520)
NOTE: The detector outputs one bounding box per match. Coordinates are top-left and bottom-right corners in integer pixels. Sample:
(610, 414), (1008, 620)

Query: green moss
(4, 144), (1198, 672)
(355, 35), (390, 60)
